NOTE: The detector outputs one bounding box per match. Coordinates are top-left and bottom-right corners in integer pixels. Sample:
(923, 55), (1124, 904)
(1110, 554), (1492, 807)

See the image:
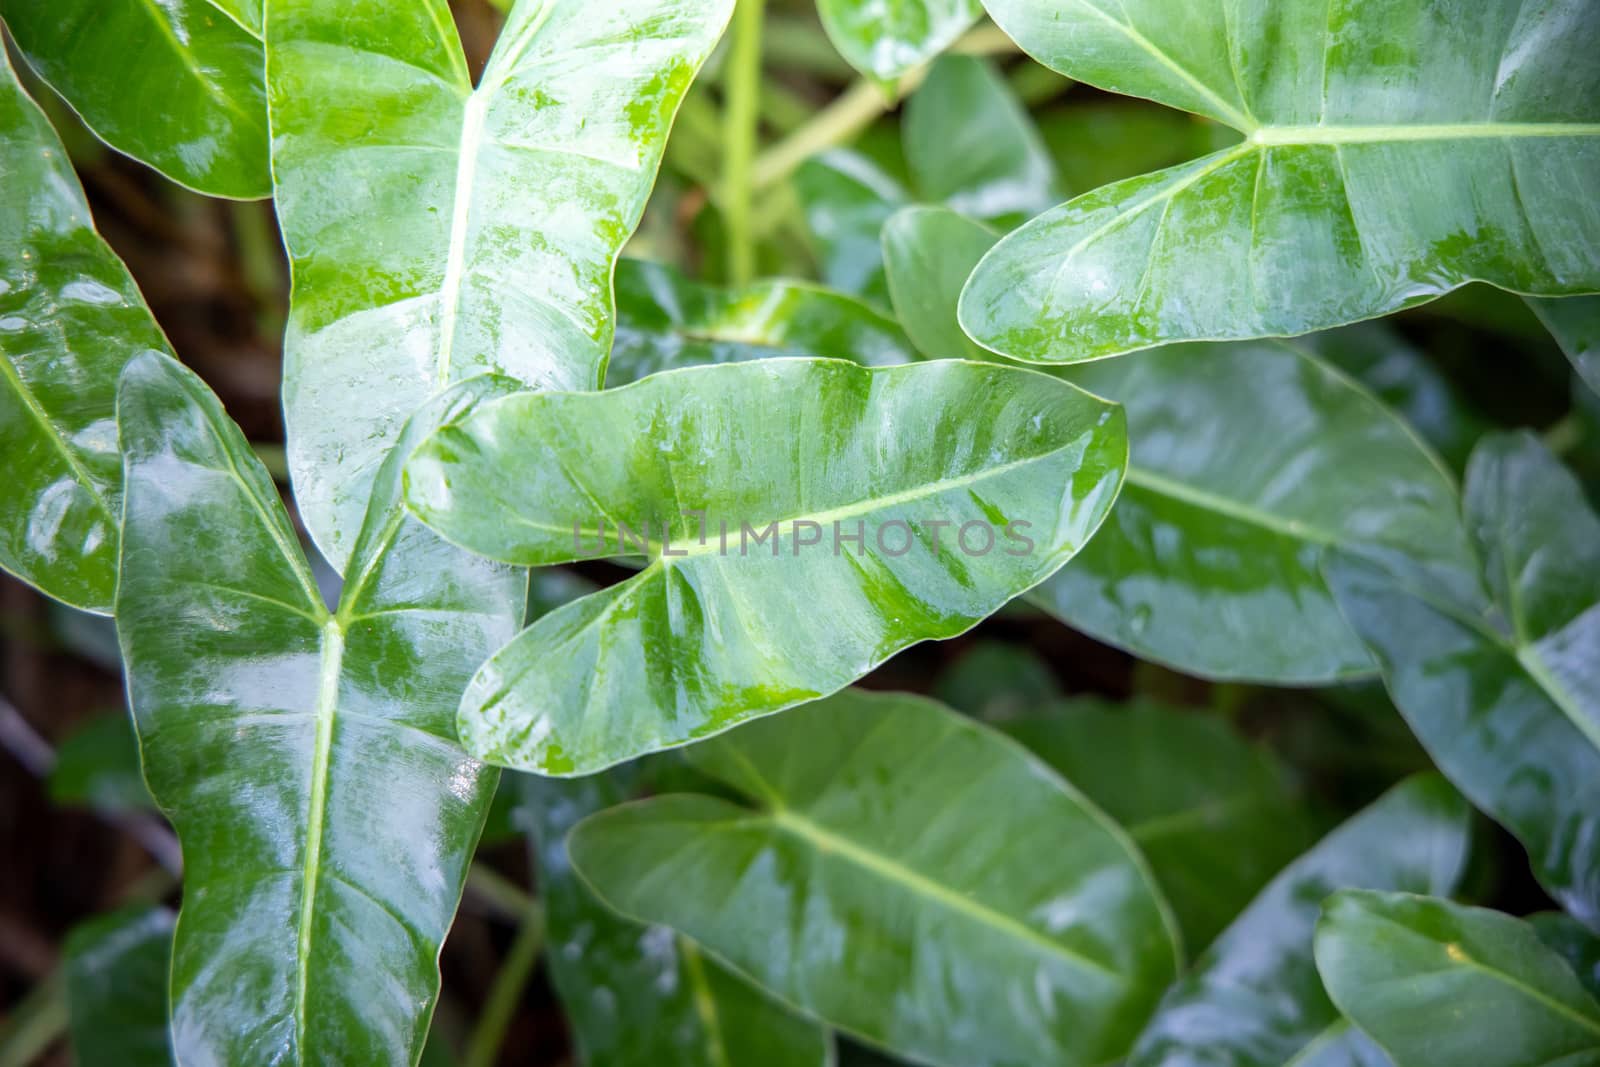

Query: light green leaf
(115, 355), (527, 1065)
(882, 205), (1475, 682)
(64, 906), (176, 1067)
(568, 689), (1181, 1067)
(522, 772), (834, 1067)
(1130, 774), (1469, 1067)
(403, 358), (1128, 775)
(607, 258), (915, 386)
(0, 52), (171, 614)
(1003, 698), (1314, 951)
(268, 0), (734, 571)
(1326, 432), (1600, 928)
(1530, 295), (1600, 397)
(1315, 892), (1600, 1067)
(963, 0), (1600, 362)
(816, 0), (981, 87)
(0, 0), (268, 198)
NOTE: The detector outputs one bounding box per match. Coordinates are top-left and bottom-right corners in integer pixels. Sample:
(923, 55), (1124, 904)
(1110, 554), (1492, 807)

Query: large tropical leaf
(884, 205), (1475, 682)
(1002, 698), (1315, 951)
(1534, 913), (1600, 1001)
(268, 0), (733, 571)
(1530, 295), (1600, 397)
(64, 906), (176, 1067)
(1316, 892), (1600, 1067)
(403, 358), (1128, 775)
(963, 0), (1600, 362)
(1326, 433), (1600, 927)
(607, 258), (915, 386)
(816, 0), (981, 87)
(568, 689), (1182, 1067)
(0, 0), (268, 198)
(0, 51), (170, 614)
(115, 355), (526, 1065)
(1129, 774), (1470, 1067)
(522, 772), (833, 1067)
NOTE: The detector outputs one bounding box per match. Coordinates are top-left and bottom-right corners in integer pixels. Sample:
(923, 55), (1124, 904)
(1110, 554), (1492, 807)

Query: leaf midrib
(0, 346), (115, 527)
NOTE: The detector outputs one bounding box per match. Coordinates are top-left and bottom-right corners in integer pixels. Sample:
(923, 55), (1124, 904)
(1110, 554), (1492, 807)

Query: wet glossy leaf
(1002, 698), (1315, 951)
(522, 772), (833, 1067)
(1130, 775), (1470, 1067)
(568, 689), (1181, 1067)
(882, 205), (1475, 682)
(1530, 295), (1600, 397)
(1315, 892), (1600, 1067)
(64, 906), (176, 1067)
(268, 0), (734, 570)
(48, 712), (154, 814)
(964, 0), (1600, 362)
(816, 0), (980, 87)
(1326, 432), (1600, 927)
(0, 52), (170, 614)
(1038, 101), (1237, 198)
(404, 358), (1127, 775)
(0, 0), (269, 198)
(607, 258), (915, 386)
(115, 355), (526, 1064)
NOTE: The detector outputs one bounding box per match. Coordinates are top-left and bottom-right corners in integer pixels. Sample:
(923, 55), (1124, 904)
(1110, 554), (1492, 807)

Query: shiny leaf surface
(816, 0), (980, 86)
(268, 0), (733, 570)
(568, 689), (1181, 1067)
(1326, 432), (1600, 927)
(964, 0), (1600, 362)
(0, 52), (170, 614)
(522, 772), (834, 1067)
(0, 0), (269, 198)
(607, 258), (915, 386)
(882, 206), (1475, 682)
(64, 906), (176, 1067)
(1530, 295), (1600, 397)
(116, 355), (526, 1064)
(1130, 774), (1469, 1067)
(404, 358), (1127, 775)
(1002, 698), (1315, 951)
(1315, 892), (1600, 1067)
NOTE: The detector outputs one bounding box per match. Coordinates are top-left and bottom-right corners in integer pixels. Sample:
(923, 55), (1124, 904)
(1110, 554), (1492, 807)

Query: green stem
(461, 897), (546, 1067)
(723, 0), (766, 286)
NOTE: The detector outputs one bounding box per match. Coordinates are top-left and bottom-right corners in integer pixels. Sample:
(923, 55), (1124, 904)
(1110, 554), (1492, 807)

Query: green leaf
(1315, 892), (1600, 1067)
(796, 149), (910, 305)
(522, 772), (833, 1067)
(607, 258), (916, 386)
(882, 205), (1475, 682)
(1002, 698), (1315, 951)
(816, 0), (981, 87)
(48, 712), (154, 814)
(1532, 913), (1600, 1002)
(1130, 775), (1470, 1067)
(963, 0), (1600, 362)
(403, 358), (1128, 775)
(931, 639), (1061, 721)
(1038, 101), (1238, 199)
(0, 51), (171, 614)
(567, 689), (1182, 1067)
(1530, 295), (1600, 397)
(1325, 432), (1600, 927)
(0, 0), (268, 198)
(115, 354), (527, 1065)
(64, 906), (176, 1067)
(268, 0), (734, 571)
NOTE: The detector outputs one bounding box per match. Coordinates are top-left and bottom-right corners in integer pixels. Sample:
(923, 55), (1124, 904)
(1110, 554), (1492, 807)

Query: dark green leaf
(404, 358), (1128, 775)
(931, 639), (1060, 721)
(1533, 913), (1600, 1002)
(1316, 892), (1600, 1067)
(268, 0), (733, 570)
(0, 0), (268, 198)
(964, 0), (1600, 361)
(568, 689), (1182, 1067)
(116, 355), (526, 1064)
(1130, 774), (1469, 1067)
(64, 906), (176, 1067)
(796, 149), (910, 305)
(0, 51), (170, 614)
(48, 712), (154, 814)
(607, 258), (915, 386)
(1326, 433), (1600, 926)
(883, 206), (1000, 361)
(816, 0), (980, 86)
(1003, 698), (1314, 951)
(1530, 295), (1600, 397)
(1038, 101), (1237, 198)
(522, 772), (833, 1067)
